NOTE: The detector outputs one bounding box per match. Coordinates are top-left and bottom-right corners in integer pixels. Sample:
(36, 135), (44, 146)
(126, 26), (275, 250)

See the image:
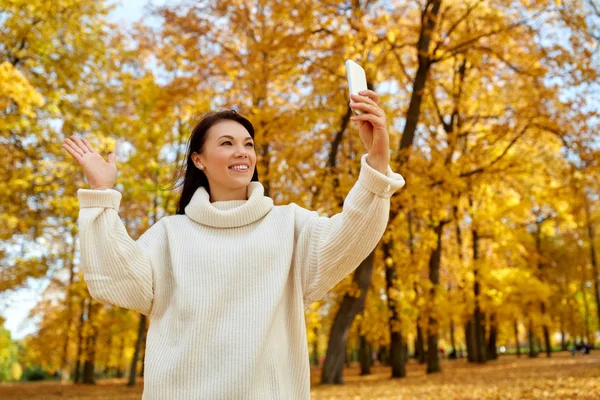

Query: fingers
(107, 152), (117, 166)
(62, 142), (83, 161)
(351, 93), (379, 108)
(70, 135), (89, 155)
(350, 97), (385, 117)
(81, 137), (96, 153)
(62, 135), (94, 162)
(351, 112), (385, 127)
(357, 90), (380, 103)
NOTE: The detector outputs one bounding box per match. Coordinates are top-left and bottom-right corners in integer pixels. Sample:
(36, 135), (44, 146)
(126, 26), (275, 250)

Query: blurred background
(1, 0), (599, 398)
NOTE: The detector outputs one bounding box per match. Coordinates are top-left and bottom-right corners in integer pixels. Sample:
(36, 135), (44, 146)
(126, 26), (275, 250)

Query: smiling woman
(63, 93), (406, 399)
(173, 110), (261, 211)
(191, 122), (256, 198)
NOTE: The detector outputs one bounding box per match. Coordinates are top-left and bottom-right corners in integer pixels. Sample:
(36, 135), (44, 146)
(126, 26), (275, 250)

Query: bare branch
(431, 9), (547, 63)
(432, 0), (484, 56)
(460, 124), (529, 178)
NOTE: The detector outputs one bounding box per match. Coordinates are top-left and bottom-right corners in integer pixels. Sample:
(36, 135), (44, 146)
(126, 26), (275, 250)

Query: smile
(229, 164), (250, 172)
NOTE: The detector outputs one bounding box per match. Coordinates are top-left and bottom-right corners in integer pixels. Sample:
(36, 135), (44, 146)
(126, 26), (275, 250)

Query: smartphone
(345, 60), (368, 115)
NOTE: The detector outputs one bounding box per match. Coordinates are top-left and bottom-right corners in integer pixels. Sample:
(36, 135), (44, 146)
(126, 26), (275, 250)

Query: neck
(209, 185), (248, 202)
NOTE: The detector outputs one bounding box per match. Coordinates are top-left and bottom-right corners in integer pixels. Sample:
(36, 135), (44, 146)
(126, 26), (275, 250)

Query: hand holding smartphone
(345, 60), (368, 115)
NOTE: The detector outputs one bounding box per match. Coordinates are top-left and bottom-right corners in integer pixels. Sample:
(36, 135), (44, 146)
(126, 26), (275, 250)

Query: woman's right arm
(62, 135), (162, 315)
(78, 188), (165, 315)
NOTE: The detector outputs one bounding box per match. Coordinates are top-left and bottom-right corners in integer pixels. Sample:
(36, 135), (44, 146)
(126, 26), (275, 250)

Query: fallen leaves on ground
(0, 353), (597, 399)
(310, 353), (600, 399)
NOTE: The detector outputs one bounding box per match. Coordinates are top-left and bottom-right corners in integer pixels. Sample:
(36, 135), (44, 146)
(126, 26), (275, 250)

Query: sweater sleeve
(293, 154), (405, 308)
(77, 188), (166, 315)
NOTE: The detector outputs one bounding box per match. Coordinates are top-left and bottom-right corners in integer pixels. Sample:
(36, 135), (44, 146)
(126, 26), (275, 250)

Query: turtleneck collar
(184, 182), (274, 228)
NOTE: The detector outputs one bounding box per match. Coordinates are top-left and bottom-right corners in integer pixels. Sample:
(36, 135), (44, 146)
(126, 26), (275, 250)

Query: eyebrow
(219, 135), (253, 141)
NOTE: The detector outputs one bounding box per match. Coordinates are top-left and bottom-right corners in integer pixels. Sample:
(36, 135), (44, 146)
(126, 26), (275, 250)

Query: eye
(221, 141), (232, 146)
(246, 142), (254, 147)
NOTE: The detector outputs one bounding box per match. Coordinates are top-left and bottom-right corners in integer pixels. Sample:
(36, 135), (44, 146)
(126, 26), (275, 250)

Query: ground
(1, 352), (598, 399)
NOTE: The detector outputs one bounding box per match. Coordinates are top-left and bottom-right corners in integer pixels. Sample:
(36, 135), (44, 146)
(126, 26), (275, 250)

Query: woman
(62, 90), (405, 399)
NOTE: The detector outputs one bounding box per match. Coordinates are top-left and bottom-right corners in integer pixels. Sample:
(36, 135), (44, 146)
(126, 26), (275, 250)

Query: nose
(233, 149), (249, 159)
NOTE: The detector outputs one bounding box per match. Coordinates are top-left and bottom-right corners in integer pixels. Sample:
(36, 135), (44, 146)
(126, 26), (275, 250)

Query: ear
(190, 152), (203, 167)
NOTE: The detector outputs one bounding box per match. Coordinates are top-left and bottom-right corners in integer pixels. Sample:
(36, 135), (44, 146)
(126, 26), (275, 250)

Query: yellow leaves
(346, 283), (362, 299)
(0, 215), (19, 234)
(540, 220), (557, 238)
(10, 362), (23, 381)
(0, 258), (48, 292)
(386, 30), (397, 43)
(387, 287), (401, 303)
(0, 62), (44, 117)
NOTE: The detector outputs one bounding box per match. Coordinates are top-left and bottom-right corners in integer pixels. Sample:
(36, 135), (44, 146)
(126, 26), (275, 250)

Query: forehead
(207, 120), (252, 140)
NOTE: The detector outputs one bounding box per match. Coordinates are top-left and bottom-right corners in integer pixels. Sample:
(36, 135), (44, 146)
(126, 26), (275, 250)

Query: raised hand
(62, 135), (117, 190)
(349, 90), (390, 174)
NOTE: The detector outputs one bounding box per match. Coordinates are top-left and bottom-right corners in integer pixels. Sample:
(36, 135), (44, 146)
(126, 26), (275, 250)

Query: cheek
(209, 149), (231, 167)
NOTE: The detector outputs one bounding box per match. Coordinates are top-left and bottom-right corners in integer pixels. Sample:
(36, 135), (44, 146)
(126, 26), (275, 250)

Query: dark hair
(167, 110), (259, 214)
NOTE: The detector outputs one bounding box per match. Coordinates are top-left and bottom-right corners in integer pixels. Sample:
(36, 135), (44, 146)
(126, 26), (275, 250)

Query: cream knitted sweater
(77, 154), (405, 399)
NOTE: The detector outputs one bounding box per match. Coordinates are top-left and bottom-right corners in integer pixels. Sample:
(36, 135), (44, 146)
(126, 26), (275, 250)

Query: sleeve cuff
(358, 154), (406, 198)
(77, 188), (122, 210)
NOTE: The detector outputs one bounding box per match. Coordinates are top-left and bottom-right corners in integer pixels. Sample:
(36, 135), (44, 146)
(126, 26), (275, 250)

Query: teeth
(230, 165), (249, 171)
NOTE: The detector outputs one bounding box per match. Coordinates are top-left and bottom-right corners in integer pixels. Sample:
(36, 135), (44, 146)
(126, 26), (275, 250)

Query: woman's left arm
(293, 90), (406, 307)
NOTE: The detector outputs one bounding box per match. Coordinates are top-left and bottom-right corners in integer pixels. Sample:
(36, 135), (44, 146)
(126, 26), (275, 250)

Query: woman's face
(192, 120), (257, 191)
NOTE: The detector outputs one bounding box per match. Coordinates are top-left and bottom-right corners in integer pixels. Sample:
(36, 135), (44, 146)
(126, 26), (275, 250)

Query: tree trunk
(82, 300), (98, 384)
(312, 326), (320, 366)
(536, 336), (543, 354)
(73, 297), (87, 383)
(392, 0), (442, 374)
(472, 228), (487, 363)
(426, 327), (440, 373)
(449, 319), (457, 359)
(379, 345), (389, 366)
(581, 278), (592, 345)
(414, 277), (426, 365)
(415, 320), (426, 364)
(321, 251), (375, 384)
(383, 240), (406, 378)
(477, 312), (487, 362)
(390, 331), (405, 377)
(533, 221), (552, 358)
(345, 344), (352, 368)
(60, 240), (77, 382)
(140, 338), (147, 378)
(117, 336), (125, 378)
(487, 313), (498, 360)
(560, 314), (567, 351)
(128, 313), (147, 387)
(399, 0), (443, 150)
(426, 222), (444, 374)
(541, 302), (552, 357)
(514, 319), (521, 357)
(465, 318), (476, 362)
(103, 334), (113, 376)
(359, 335), (371, 375)
(528, 317), (538, 358)
(584, 192), (600, 333)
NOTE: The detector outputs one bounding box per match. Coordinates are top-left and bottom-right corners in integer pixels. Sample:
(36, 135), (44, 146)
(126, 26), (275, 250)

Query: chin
(226, 178), (252, 189)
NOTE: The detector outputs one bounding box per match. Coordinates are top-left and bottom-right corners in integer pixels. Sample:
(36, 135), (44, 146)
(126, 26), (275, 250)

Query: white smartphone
(345, 59), (368, 115)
